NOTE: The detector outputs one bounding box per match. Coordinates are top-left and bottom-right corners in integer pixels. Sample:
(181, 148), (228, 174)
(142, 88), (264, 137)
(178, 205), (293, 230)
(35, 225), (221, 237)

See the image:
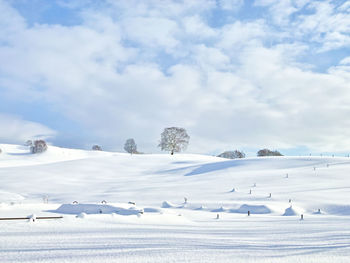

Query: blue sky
(1, 0), (350, 156)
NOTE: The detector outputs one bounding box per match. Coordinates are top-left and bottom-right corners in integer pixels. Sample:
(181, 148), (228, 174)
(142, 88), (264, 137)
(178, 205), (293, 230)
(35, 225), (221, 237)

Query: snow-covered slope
(0, 143), (114, 168)
(1, 143), (349, 215)
(1, 144), (350, 262)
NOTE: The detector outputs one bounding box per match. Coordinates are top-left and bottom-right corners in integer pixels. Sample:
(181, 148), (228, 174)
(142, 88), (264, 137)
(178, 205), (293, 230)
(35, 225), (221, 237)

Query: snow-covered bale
(53, 204), (143, 216)
(76, 212), (87, 218)
(211, 206), (227, 212)
(162, 201), (179, 208)
(28, 214), (37, 222)
(283, 206), (298, 216)
(230, 204), (272, 214)
(195, 205), (207, 210)
(313, 209), (322, 215)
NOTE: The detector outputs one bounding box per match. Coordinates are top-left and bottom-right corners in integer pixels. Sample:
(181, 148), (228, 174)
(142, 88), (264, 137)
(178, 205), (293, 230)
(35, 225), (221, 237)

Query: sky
(0, 0), (350, 156)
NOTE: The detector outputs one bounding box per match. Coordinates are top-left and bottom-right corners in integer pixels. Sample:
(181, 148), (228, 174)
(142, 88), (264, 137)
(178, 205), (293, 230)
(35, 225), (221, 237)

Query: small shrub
(217, 150), (245, 159)
(31, 140), (48, 153)
(257, 149), (283, 157)
(92, 145), (102, 151)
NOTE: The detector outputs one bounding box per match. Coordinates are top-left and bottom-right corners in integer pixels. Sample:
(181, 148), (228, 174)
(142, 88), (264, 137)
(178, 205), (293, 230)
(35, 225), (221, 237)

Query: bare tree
(158, 127), (190, 155)
(218, 150), (245, 159)
(124, 138), (137, 154)
(257, 148), (283, 157)
(92, 145), (102, 151)
(31, 140), (48, 153)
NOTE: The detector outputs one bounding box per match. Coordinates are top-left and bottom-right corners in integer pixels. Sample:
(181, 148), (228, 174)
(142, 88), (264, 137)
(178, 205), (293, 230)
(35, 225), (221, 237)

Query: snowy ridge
(0, 144), (115, 168)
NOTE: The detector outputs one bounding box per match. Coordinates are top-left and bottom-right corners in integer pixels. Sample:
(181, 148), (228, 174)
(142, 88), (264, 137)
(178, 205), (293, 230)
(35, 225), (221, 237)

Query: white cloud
(253, 0), (350, 52)
(182, 15), (217, 39)
(0, 0), (26, 40)
(340, 57), (350, 65)
(105, 0), (216, 18)
(122, 17), (179, 50)
(217, 20), (269, 50)
(1, 0), (350, 154)
(254, 0), (309, 25)
(294, 1), (350, 51)
(0, 114), (56, 143)
(338, 1), (350, 12)
(218, 0), (244, 11)
(192, 45), (230, 70)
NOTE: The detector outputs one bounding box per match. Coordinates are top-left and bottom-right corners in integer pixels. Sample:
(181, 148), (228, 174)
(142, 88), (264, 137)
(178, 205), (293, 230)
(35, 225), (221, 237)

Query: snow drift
(52, 204), (143, 216)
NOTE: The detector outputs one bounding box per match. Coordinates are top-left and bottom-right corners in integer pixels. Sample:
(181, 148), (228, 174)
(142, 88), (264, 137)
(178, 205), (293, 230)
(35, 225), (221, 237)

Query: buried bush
(92, 145), (102, 151)
(257, 148), (283, 157)
(217, 150), (245, 159)
(30, 140), (48, 154)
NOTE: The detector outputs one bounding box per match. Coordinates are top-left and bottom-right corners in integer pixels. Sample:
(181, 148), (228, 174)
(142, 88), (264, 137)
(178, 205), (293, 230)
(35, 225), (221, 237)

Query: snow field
(1, 143), (350, 262)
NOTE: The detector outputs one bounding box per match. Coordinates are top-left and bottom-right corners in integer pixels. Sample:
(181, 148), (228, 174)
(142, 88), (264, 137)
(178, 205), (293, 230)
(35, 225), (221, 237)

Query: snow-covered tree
(30, 140), (48, 153)
(158, 127), (190, 155)
(92, 145), (102, 151)
(217, 150), (245, 159)
(257, 148), (283, 157)
(124, 138), (137, 154)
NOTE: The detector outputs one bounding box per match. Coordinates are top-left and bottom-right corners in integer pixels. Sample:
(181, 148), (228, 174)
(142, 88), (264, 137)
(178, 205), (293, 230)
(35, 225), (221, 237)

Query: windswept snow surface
(1, 144), (350, 262)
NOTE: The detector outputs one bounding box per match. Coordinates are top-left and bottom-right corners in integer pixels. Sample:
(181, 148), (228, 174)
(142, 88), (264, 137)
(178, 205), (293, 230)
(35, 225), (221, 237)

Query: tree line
(12, 127), (282, 158)
(91, 126), (282, 158)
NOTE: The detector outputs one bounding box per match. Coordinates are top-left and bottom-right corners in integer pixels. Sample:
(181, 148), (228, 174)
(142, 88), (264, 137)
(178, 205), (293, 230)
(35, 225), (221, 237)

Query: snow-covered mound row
(50, 203), (162, 216)
(162, 201), (272, 214)
(1, 143), (350, 217)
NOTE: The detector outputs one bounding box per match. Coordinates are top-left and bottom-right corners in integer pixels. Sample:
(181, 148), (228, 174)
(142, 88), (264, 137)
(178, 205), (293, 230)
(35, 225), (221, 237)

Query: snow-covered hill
(1, 144), (350, 262)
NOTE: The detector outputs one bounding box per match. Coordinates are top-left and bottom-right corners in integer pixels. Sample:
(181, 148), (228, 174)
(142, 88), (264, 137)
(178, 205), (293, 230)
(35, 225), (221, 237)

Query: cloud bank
(1, 0), (350, 154)
(0, 113), (56, 144)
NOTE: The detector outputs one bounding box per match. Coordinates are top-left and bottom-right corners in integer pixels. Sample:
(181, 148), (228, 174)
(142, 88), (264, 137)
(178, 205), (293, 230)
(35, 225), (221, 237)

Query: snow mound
(53, 204), (143, 216)
(143, 207), (162, 213)
(313, 209), (322, 215)
(161, 201), (173, 208)
(211, 206), (227, 212)
(162, 201), (182, 208)
(0, 191), (25, 202)
(195, 205), (207, 210)
(229, 204), (272, 214)
(76, 212), (87, 218)
(283, 206), (298, 216)
(323, 205), (350, 216)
